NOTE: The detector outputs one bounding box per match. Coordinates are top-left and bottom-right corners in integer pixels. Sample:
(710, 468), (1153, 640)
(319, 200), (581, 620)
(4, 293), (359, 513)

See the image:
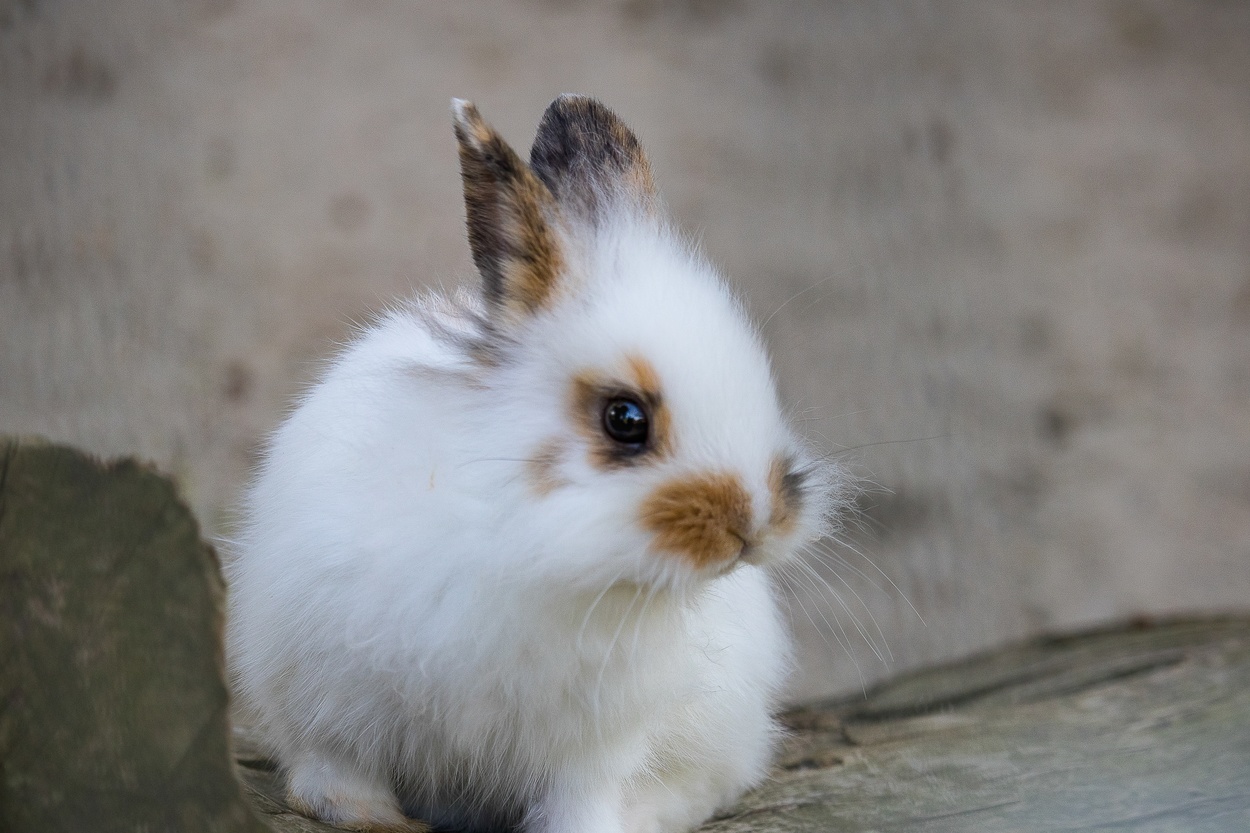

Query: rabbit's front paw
(286, 753), (425, 832)
(526, 781), (627, 833)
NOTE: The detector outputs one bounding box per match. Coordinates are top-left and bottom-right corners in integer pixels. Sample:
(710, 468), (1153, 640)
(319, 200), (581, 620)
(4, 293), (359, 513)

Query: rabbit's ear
(453, 99), (566, 322)
(529, 95), (657, 224)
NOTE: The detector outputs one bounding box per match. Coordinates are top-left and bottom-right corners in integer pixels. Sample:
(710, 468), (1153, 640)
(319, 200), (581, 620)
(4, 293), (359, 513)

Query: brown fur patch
(568, 354), (672, 470)
(768, 456), (805, 534)
(641, 472), (754, 570)
(526, 438), (568, 496)
(453, 100), (565, 321)
(529, 94), (657, 222)
(624, 354), (672, 456)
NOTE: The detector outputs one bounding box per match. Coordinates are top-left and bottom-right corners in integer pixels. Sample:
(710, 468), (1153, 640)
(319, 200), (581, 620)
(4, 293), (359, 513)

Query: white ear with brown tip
(529, 94), (658, 225)
(452, 98), (566, 323)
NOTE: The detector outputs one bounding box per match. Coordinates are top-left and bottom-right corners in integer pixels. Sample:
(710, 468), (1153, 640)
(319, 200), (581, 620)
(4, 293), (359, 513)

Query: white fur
(226, 197), (839, 831)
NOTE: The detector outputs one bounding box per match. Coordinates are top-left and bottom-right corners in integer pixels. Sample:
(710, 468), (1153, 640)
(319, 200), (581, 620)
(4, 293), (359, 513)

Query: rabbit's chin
(564, 539), (806, 599)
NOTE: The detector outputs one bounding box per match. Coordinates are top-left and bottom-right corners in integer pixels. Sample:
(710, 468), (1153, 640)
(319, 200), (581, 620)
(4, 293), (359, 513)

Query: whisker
(777, 564), (865, 695)
(455, 456), (542, 468)
(627, 583), (663, 705)
(594, 585), (644, 717)
(577, 567), (629, 651)
(629, 583), (661, 666)
(799, 553), (892, 664)
(823, 535), (927, 627)
(760, 273), (840, 331)
(796, 406), (872, 423)
(782, 565), (852, 659)
(806, 541), (890, 598)
(816, 434), (950, 460)
(792, 556), (888, 666)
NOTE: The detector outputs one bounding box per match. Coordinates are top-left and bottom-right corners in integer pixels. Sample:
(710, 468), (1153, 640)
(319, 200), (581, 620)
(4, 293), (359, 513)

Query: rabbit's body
(227, 97), (842, 833)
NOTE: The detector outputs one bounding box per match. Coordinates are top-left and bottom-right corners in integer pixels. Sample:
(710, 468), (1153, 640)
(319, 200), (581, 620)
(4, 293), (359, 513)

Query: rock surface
(3, 440), (1247, 831)
(0, 438), (267, 832)
(741, 618), (1250, 832)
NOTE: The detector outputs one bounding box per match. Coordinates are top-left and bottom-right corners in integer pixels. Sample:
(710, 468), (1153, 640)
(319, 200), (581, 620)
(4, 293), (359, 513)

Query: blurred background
(2, 0), (1247, 701)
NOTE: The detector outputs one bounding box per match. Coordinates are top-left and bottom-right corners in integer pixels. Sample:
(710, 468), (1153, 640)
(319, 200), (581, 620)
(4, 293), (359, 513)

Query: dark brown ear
(453, 99), (565, 322)
(529, 95), (657, 224)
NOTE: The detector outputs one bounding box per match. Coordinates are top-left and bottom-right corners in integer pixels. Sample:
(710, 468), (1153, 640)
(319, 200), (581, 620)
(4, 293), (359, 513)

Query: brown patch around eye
(526, 438), (568, 496)
(624, 355), (671, 456)
(569, 354), (672, 470)
(641, 472), (754, 570)
(769, 456), (806, 535)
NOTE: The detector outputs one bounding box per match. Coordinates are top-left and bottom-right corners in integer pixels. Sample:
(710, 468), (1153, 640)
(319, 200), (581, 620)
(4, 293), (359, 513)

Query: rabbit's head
(447, 96), (842, 593)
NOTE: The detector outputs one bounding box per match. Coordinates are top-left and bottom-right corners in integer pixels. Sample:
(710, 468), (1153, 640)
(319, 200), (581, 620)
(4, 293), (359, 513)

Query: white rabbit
(225, 95), (845, 833)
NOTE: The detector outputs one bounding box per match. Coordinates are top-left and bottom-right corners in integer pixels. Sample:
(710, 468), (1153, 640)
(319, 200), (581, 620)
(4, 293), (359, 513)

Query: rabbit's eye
(603, 398), (649, 448)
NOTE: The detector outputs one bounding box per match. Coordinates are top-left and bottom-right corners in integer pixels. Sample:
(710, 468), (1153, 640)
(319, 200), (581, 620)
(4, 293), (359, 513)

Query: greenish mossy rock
(0, 438), (267, 833)
(3, 438), (1248, 832)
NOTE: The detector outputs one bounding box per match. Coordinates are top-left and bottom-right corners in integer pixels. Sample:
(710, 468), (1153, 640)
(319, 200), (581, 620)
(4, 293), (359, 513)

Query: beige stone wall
(3, 0), (1248, 699)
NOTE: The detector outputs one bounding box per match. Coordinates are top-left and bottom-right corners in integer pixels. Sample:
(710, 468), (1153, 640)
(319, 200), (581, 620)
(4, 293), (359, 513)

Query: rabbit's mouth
(738, 533), (805, 571)
(736, 539), (764, 568)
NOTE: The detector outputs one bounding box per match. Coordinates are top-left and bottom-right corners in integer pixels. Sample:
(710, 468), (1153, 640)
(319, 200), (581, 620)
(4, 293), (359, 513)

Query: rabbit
(225, 95), (846, 833)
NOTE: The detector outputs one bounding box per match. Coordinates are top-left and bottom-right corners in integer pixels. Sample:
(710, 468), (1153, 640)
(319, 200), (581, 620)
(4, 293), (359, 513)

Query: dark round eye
(602, 397), (649, 447)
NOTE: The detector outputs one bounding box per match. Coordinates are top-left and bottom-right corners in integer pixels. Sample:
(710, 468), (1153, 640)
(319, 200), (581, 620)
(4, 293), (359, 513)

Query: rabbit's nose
(639, 471), (754, 571)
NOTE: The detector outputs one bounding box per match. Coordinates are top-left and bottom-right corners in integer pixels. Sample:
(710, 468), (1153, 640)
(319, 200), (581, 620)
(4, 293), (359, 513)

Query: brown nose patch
(641, 472), (753, 569)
